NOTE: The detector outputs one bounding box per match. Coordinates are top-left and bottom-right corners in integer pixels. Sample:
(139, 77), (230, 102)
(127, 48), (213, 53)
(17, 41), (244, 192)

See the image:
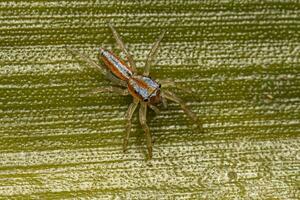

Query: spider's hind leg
(66, 47), (126, 87)
(108, 23), (137, 72)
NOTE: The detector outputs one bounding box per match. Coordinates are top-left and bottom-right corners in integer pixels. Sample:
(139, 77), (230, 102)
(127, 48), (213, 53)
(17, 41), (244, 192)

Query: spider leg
(148, 104), (160, 115)
(124, 100), (139, 152)
(162, 90), (202, 129)
(139, 102), (153, 159)
(144, 30), (166, 76)
(161, 96), (168, 108)
(81, 86), (129, 97)
(158, 79), (176, 87)
(66, 47), (126, 87)
(108, 23), (137, 72)
(159, 79), (194, 94)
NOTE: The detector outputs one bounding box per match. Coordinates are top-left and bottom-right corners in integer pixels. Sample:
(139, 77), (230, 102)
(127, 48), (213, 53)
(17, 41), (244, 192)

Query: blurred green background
(0, 0), (299, 199)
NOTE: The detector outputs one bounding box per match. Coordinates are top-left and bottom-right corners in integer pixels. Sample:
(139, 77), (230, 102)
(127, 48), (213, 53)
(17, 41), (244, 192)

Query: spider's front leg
(139, 102), (153, 159)
(148, 104), (160, 115)
(162, 90), (203, 130)
(159, 79), (194, 95)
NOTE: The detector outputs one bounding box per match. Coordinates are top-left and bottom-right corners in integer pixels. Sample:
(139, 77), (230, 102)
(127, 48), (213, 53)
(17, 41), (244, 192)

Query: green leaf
(0, 1), (298, 199)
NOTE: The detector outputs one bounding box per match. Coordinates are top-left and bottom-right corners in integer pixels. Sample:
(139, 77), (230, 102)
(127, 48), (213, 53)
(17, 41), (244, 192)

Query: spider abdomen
(99, 48), (133, 81)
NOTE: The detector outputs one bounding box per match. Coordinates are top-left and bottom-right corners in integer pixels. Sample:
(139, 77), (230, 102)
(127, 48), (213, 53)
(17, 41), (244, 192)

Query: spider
(67, 23), (202, 159)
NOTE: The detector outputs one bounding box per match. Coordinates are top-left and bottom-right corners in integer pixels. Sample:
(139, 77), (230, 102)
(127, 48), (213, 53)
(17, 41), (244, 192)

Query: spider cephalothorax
(127, 75), (161, 104)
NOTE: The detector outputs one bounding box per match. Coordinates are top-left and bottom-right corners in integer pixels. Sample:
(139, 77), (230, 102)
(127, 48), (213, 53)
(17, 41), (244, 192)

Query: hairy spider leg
(108, 23), (137, 73)
(144, 30), (166, 76)
(124, 100), (139, 152)
(148, 104), (160, 115)
(162, 90), (202, 129)
(158, 79), (195, 96)
(139, 102), (153, 159)
(161, 95), (168, 108)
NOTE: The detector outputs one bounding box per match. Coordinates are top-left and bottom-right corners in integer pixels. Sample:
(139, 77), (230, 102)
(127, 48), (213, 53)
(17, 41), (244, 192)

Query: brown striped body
(99, 48), (161, 104)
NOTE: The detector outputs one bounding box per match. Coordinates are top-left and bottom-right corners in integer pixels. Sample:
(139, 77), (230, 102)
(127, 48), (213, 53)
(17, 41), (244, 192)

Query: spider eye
(144, 98), (149, 102)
